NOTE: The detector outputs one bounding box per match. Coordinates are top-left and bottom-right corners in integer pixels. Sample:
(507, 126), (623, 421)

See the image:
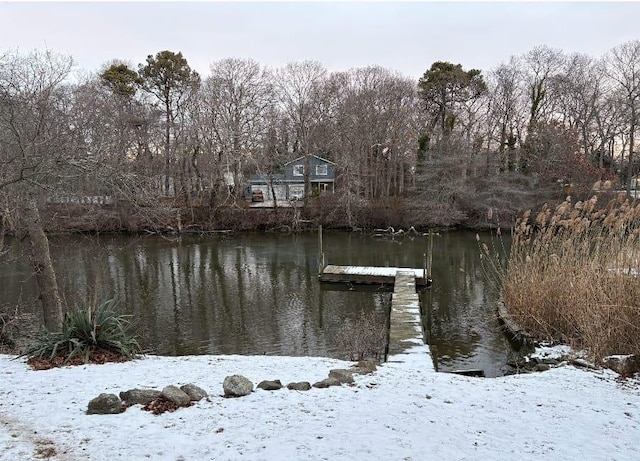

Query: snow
(1, 351), (640, 461)
(530, 344), (574, 361)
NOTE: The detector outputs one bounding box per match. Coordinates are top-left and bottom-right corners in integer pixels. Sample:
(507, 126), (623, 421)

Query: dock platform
(319, 265), (430, 287)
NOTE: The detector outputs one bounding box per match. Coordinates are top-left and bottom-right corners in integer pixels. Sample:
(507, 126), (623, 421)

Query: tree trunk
(628, 108), (636, 195)
(164, 100), (172, 196)
(24, 192), (64, 332)
(0, 210), (5, 251)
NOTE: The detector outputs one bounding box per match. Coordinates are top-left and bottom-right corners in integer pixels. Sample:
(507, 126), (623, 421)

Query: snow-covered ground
(1, 349), (639, 461)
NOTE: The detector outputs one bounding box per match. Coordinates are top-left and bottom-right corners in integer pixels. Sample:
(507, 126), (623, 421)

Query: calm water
(0, 230), (515, 376)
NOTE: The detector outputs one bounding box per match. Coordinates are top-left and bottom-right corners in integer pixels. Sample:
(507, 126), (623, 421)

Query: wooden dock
(319, 265), (430, 287)
(319, 263), (434, 367)
(386, 270), (435, 369)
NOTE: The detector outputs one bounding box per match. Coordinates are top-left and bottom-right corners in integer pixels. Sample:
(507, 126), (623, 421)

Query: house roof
(249, 174), (285, 182)
(284, 154), (336, 166)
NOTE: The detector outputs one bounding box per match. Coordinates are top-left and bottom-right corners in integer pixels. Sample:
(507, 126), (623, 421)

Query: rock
(119, 389), (162, 405)
(353, 359), (377, 374)
(257, 380), (283, 391)
(180, 384), (208, 401)
(223, 375), (254, 397)
(161, 385), (191, 407)
(313, 377), (342, 389)
(329, 369), (354, 384)
(603, 355), (640, 376)
(534, 363), (550, 372)
(287, 381), (311, 391)
(507, 357), (530, 368)
(87, 393), (123, 415)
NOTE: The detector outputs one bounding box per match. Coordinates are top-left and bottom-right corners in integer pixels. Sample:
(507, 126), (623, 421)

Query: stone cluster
(87, 383), (208, 415)
(86, 359), (377, 414)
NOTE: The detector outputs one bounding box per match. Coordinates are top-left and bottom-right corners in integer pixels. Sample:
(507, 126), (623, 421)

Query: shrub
(480, 194), (640, 361)
(0, 306), (19, 350)
(335, 309), (388, 362)
(24, 298), (141, 364)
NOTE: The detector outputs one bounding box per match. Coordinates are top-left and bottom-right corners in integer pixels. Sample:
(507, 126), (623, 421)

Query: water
(422, 232), (514, 377)
(0, 230), (515, 376)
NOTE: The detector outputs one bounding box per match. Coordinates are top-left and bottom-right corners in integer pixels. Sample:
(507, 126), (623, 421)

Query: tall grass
(481, 194), (640, 361)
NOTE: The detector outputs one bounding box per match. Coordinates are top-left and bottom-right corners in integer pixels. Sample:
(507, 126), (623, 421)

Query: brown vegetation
(335, 309), (389, 362)
(482, 194), (640, 361)
(142, 397), (189, 415)
(26, 349), (130, 371)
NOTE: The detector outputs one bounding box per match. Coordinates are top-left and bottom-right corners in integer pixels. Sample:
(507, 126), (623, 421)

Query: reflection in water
(423, 232), (513, 377)
(0, 231), (515, 375)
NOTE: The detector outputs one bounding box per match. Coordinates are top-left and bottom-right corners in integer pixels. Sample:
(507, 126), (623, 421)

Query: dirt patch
(34, 439), (57, 459)
(142, 397), (191, 415)
(27, 349), (132, 370)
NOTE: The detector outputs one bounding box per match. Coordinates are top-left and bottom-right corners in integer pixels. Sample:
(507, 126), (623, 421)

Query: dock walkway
(319, 263), (434, 368)
(386, 270), (434, 369)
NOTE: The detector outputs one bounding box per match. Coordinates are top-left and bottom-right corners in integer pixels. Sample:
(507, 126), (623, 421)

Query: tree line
(3, 42), (640, 231)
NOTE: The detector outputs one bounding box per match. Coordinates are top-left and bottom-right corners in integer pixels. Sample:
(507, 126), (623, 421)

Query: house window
(316, 164), (328, 176)
(293, 164), (304, 176)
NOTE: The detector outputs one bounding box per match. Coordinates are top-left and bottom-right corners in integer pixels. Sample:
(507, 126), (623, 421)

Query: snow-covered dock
(386, 270), (434, 369)
(319, 264), (430, 287)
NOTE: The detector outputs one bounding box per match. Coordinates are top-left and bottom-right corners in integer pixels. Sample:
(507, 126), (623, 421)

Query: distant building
(248, 155), (336, 201)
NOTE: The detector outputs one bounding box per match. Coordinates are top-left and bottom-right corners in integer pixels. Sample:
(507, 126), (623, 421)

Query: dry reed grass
(481, 193), (640, 361)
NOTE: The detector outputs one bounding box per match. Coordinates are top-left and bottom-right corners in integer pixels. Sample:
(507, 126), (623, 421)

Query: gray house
(248, 155), (336, 201)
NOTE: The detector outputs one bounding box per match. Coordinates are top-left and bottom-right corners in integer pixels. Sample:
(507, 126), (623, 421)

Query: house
(247, 155), (336, 202)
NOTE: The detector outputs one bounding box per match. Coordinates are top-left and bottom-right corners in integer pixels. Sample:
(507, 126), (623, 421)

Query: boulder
(351, 360), (377, 375)
(603, 355), (640, 376)
(87, 393), (123, 415)
(223, 375), (254, 397)
(180, 384), (208, 401)
(534, 363), (550, 372)
(161, 385), (191, 407)
(312, 377), (342, 389)
(329, 369), (354, 384)
(257, 380), (283, 391)
(119, 389), (162, 405)
(287, 381), (311, 391)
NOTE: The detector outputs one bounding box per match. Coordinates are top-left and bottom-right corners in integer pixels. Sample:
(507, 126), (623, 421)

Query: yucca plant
(24, 298), (141, 364)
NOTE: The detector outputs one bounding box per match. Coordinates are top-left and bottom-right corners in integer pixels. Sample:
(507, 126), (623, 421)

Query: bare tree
(522, 45), (565, 133)
(332, 66), (418, 200)
(551, 53), (604, 164)
(275, 61), (327, 200)
(0, 49), (74, 331)
(203, 58), (274, 203)
(487, 57), (528, 171)
(605, 40), (640, 193)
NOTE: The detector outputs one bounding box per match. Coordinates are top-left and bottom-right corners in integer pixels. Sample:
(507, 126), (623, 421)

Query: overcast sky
(1, 1), (639, 80)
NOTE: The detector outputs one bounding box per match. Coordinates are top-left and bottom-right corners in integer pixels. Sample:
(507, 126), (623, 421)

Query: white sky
(1, 1), (639, 80)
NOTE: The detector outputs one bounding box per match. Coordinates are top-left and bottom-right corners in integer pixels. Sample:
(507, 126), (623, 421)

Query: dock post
(318, 225), (325, 275)
(427, 229), (434, 282)
(423, 253), (427, 281)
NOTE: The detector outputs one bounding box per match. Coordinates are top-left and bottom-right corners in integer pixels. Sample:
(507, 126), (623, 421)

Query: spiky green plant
(24, 298), (141, 364)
